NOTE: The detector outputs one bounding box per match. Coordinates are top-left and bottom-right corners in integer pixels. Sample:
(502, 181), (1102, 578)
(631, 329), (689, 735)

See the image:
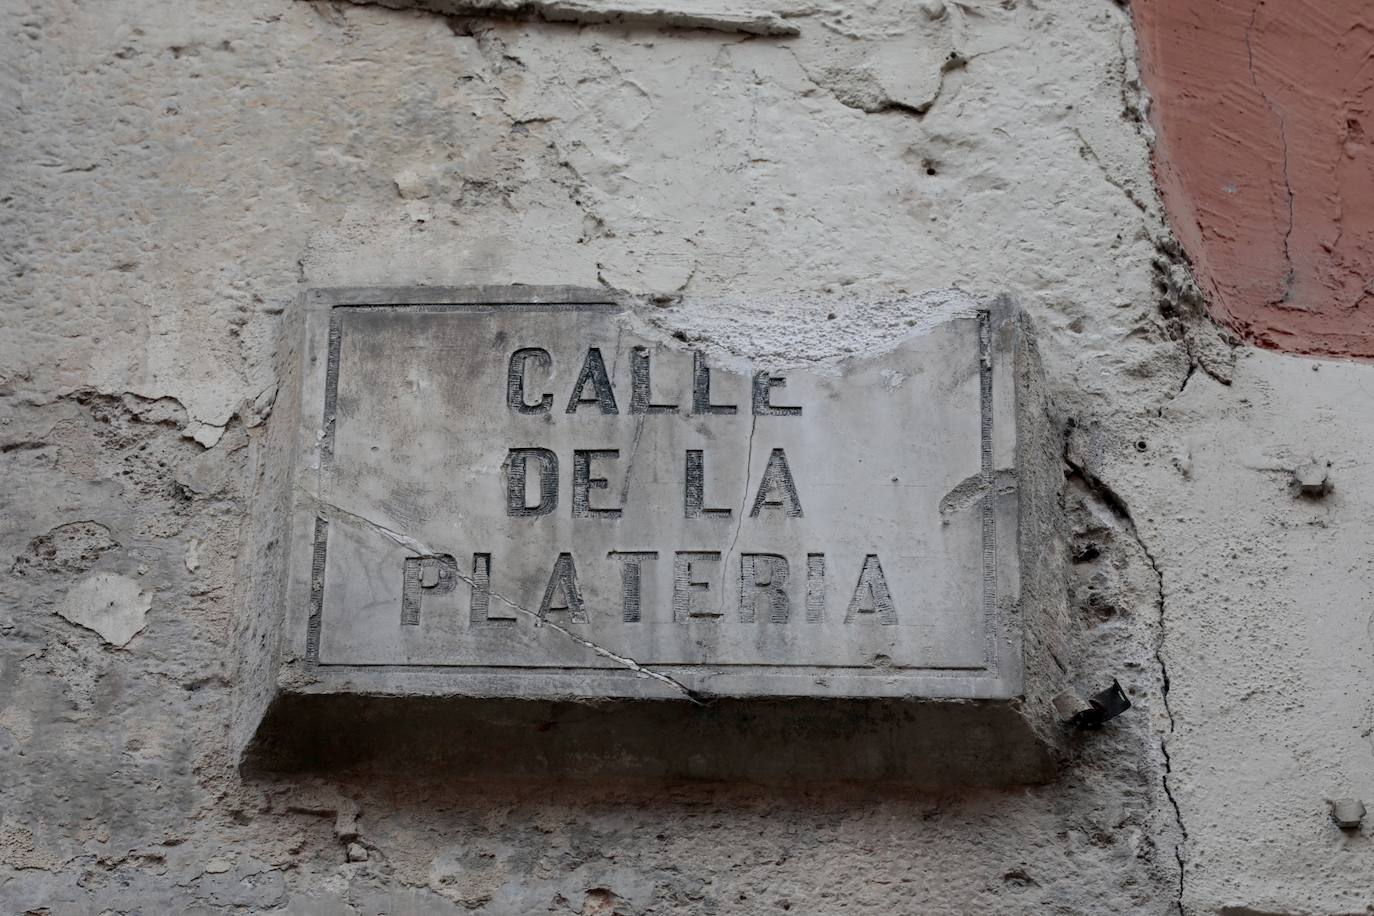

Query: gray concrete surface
(2, 0), (1371, 913)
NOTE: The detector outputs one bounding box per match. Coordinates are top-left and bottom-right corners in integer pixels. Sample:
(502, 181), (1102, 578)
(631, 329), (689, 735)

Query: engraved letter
(401, 554), (457, 625)
(503, 448), (558, 517)
(844, 554), (897, 624)
(538, 552), (587, 624)
(672, 551), (722, 621)
(691, 351), (736, 415)
(566, 347), (618, 414)
(573, 449), (622, 518)
(507, 347), (553, 414)
(684, 450), (732, 518)
(806, 553), (825, 623)
(630, 346), (678, 414)
(739, 553), (790, 624)
(470, 552), (515, 627)
(752, 371), (802, 416)
(749, 448), (803, 518)
(609, 551), (657, 622)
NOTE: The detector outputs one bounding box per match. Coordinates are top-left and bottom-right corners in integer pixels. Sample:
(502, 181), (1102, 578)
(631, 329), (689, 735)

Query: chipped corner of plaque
(614, 287), (987, 373)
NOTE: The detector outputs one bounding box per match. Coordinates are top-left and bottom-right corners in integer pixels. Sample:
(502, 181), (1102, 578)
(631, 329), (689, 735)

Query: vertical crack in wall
(1137, 513), (1187, 916)
(1063, 447), (1187, 914)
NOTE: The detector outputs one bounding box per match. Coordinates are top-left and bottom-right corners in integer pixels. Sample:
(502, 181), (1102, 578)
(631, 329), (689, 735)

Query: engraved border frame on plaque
(283, 287), (1025, 701)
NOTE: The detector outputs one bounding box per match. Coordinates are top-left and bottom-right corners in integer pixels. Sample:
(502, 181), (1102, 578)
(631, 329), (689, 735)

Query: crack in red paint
(1134, 0), (1374, 359)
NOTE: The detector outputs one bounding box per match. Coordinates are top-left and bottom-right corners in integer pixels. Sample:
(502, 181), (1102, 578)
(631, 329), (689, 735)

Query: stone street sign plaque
(256, 286), (1054, 715)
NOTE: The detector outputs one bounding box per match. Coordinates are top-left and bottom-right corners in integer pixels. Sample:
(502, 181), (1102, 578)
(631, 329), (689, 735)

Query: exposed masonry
(310, 495), (710, 702)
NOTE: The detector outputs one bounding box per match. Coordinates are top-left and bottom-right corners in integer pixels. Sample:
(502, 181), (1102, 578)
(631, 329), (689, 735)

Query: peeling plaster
(55, 573), (152, 648)
(334, 0), (800, 36)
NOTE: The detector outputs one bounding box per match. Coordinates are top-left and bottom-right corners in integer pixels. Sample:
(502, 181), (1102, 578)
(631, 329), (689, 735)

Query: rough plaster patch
(283, 784), (362, 842)
(631, 288), (980, 371)
(0, 707), (34, 744)
(55, 573), (152, 647)
(393, 167), (432, 200)
(9, 521), (119, 577)
(0, 820), (61, 871)
(176, 425), (249, 496)
(192, 857), (287, 909)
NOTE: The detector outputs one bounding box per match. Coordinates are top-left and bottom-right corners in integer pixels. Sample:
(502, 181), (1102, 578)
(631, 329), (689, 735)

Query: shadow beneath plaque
(242, 695), (1060, 787)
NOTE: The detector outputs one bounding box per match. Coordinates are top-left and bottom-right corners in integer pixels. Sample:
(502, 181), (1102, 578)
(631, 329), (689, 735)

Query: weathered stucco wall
(1, 1), (1371, 913)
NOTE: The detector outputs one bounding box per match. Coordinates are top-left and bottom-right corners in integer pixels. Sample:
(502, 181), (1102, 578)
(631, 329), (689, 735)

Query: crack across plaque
(307, 493), (710, 704)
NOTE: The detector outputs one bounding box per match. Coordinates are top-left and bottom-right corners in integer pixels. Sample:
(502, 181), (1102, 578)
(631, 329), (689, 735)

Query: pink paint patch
(1134, 0), (1374, 359)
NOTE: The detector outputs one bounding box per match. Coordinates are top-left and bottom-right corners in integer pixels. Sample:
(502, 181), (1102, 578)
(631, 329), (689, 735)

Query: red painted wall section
(1134, 0), (1374, 358)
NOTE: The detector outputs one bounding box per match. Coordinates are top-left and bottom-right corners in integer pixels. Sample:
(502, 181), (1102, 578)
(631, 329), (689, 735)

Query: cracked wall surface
(2, 0), (1372, 913)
